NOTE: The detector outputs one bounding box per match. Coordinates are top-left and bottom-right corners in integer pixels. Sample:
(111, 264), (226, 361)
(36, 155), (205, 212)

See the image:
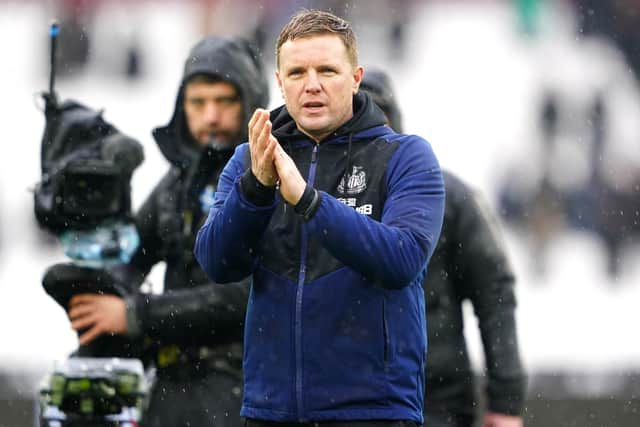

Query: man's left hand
(68, 294), (128, 345)
(273, 143), (307, 205)
(482, 412), (523, 427)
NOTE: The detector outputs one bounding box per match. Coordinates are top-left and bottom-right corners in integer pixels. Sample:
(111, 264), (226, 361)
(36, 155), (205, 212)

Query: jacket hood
(359, 67), (403, 133)
(153, 36), (269, 168)
(269, 90), (389, 145)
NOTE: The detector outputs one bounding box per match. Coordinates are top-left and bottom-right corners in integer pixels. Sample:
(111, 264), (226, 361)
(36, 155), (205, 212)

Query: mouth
(197, 131), (226, 147)
(205, 131), (219, 140)
(302, 101), (325, 113)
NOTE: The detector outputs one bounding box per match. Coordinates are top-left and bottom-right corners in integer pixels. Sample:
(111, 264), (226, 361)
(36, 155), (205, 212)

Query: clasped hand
(249, 109), (306, 205)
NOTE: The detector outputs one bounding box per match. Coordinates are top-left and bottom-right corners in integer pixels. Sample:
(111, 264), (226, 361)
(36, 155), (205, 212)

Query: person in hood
(361, 67), (527, 427)
(66, 35), (269, 427)
(195, 10), (445, 427)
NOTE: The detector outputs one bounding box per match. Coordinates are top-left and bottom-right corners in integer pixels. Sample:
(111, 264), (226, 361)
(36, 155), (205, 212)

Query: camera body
(34, 99), (142, 235)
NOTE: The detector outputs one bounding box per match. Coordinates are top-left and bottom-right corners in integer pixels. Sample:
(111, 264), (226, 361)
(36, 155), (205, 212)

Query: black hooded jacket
(112, 37), (268, 362)
(360, 68), (526, 419)
(425, 172), (526, 418)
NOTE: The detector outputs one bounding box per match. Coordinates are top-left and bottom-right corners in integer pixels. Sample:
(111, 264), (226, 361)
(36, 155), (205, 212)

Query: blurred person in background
(50, 0), (143, 79)
(66, 35), (269, 427)
(360, 67), (527, 427)
(52, 0), (93, 76)
(574, 0), (640, 84)
(498, 87), (640, 279)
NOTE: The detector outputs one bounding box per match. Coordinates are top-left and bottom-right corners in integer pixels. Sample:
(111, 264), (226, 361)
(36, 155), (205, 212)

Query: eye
(188, 98), (205, 108)
(320, 67), (337, 75)
(217, 96), (239, 107)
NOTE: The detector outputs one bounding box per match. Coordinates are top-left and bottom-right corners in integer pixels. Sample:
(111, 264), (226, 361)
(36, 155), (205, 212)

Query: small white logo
(337, 198), (373, 216)
(356, 204), (373, 215)
(199, 185), (216, 214)
(337, 165), (367, 195)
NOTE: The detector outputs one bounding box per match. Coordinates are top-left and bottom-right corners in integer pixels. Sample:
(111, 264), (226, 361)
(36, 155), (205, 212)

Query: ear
(352, 65), (364, 94)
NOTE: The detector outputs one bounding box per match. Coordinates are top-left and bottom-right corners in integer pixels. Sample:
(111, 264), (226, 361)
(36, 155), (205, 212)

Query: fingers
(257, 119), (272, 153)
(69, 293), (97, 307)
(248, 109), (260, 136)
(70, 309), (101, 346)
(68, 303), (94, 321)
(67, 294), (126, 345)
(263, 136), (278, 164)
(249, 109), (269, 145)
(250, 111), (280, 186)
(78, 325), (103, 346)
(68, 293), (97, 321)
(250, 109), (273, 167)
(70, 313), (97, 331)
(272, 143), (307, 205)
(67, 293), (99, 337)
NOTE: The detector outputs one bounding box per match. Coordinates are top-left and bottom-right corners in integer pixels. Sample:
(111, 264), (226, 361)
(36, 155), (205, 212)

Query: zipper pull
(311, 144), (318, 163)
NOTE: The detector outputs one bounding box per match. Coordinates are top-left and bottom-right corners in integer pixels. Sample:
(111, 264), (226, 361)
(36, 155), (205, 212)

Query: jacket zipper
(295, 143), (318, 421)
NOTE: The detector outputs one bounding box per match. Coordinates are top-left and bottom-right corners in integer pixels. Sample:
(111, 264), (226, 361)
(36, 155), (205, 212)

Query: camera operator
(66, 35), (269, 427)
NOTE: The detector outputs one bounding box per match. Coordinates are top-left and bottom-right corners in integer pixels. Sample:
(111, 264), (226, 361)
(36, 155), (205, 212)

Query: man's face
(276, 34), (363, 142)
(183, 80), (243, 148)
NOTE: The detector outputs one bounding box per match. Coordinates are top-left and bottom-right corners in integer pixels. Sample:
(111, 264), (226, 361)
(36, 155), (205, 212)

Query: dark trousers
(245, 419), (420, 427)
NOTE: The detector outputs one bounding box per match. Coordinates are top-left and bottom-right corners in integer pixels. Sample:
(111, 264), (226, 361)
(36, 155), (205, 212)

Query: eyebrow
(186, 94), (240, 102)
(286, 63), (340, 73)
(286, 66), (305, 74)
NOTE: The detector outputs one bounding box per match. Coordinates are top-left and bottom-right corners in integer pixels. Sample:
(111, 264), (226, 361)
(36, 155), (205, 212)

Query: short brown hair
(275, 9), (358, 69)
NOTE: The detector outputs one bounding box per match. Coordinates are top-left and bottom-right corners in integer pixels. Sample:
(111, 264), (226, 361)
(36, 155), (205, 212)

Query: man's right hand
(248, 108), (279, 187)
(68, 294), (128, 346)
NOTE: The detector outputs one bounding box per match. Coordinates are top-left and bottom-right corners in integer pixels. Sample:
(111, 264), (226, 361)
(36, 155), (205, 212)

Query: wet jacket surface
(195, 92), (445, 423)
(424, 171), (526, 420)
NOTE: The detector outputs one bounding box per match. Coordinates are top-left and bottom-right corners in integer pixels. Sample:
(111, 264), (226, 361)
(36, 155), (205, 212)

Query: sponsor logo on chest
(336, 165), (373, 215)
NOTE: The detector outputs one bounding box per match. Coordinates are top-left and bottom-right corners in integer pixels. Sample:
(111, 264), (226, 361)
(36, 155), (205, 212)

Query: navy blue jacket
(195, 92), (445, 423)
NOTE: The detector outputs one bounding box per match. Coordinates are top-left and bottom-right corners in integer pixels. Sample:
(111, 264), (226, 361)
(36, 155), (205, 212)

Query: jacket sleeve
(449, 176), (527, 416)
(194, 143), (278, 283)
(308, 136), (445, 289)
(132, 278), (250, 346)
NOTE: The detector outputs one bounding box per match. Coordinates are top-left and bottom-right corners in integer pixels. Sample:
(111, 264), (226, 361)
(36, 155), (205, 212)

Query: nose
(304, 70), (321, 94)
(203, 101), (220, 124)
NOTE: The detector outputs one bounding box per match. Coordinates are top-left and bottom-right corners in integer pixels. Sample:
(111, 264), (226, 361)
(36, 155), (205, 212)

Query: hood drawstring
(342, 132), (354, 197)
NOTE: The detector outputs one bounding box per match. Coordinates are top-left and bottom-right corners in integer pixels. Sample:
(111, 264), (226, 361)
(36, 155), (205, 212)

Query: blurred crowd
(500, 0), (640, 280)
(41, 0), (420, 79)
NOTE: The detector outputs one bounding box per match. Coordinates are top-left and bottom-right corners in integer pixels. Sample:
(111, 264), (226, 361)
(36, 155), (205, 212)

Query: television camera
(34, 21), (148, 427)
